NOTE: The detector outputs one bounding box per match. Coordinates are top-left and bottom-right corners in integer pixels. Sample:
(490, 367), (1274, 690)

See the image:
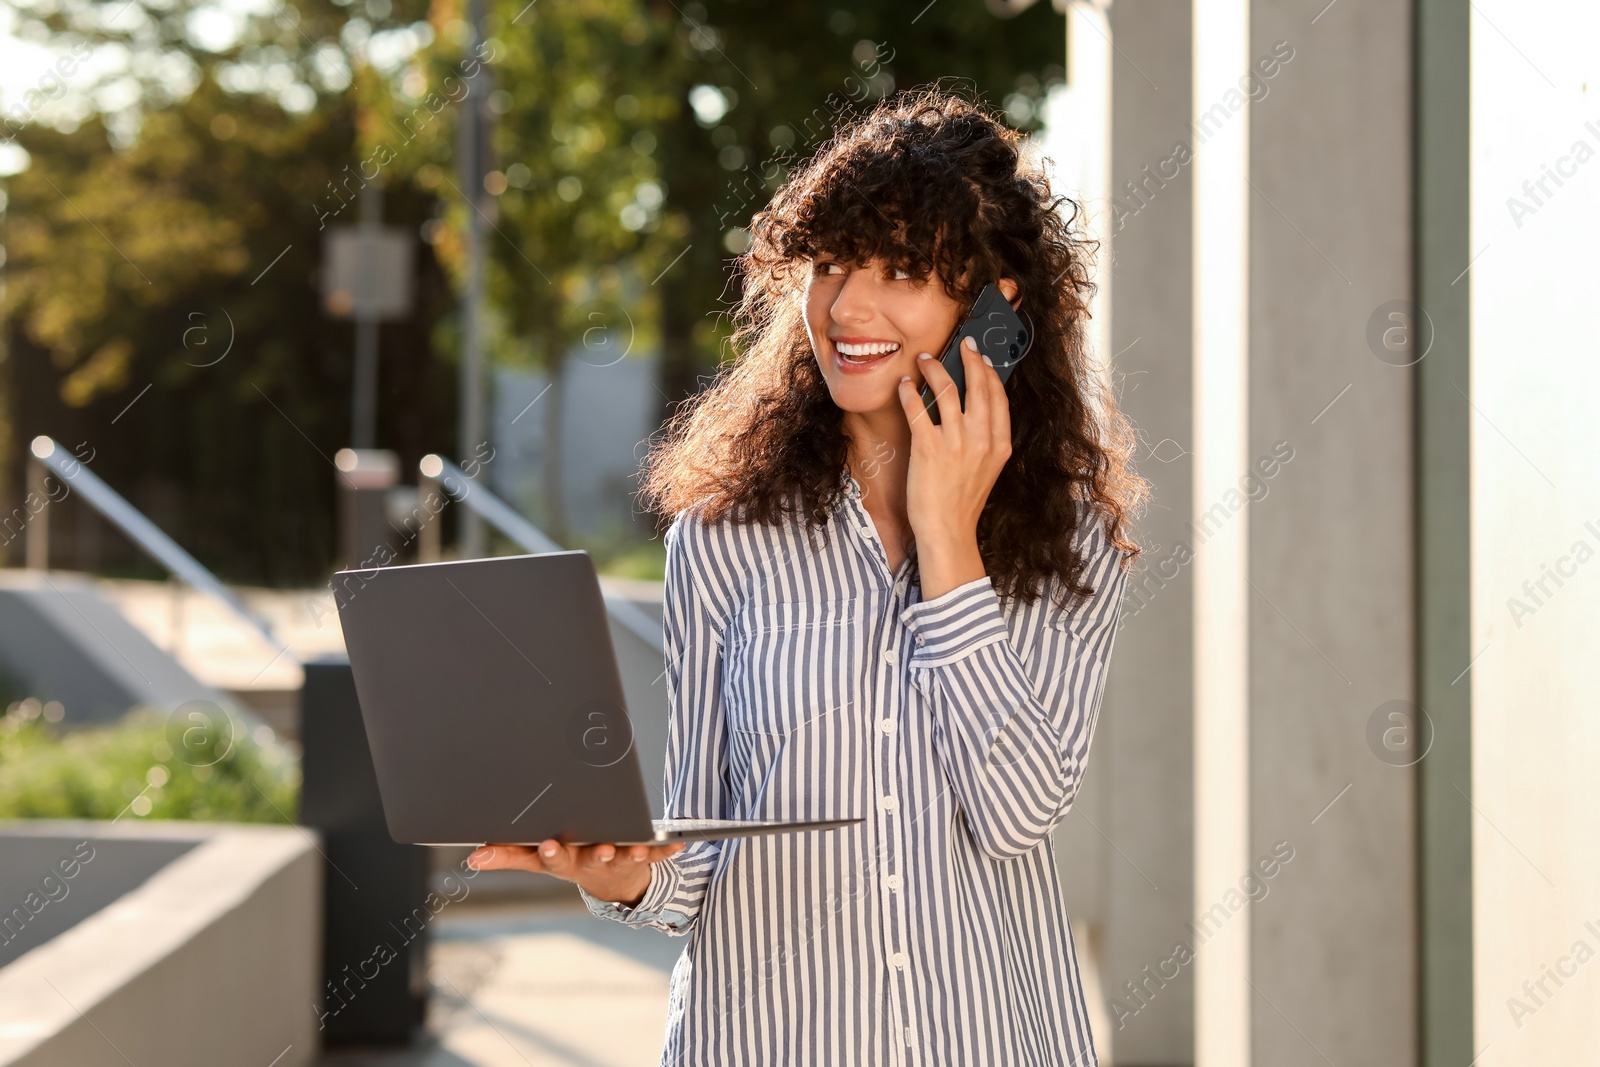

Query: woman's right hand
(466, 839), (686, 907)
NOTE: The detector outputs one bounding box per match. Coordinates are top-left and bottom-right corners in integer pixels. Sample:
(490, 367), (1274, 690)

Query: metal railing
(418, 454), (664, 655)
(25, 436), (291, 659)
(20, 436), (657, 659)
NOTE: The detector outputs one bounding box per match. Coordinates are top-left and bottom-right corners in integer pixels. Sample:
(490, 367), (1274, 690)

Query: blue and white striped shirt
(582, 466), (1128, 1066)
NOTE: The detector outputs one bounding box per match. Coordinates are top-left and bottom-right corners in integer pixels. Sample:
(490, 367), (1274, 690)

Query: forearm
(922, 645), (1087, 858)
(901, 570), (1121, 860)
(915, 528), (987, 601)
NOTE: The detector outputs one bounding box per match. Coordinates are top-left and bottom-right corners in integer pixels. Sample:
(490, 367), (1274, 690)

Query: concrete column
(1242, 0), (1417, 1064)
(1099, 2), (1197, 1063)
(1180, 0), (1417, 1063)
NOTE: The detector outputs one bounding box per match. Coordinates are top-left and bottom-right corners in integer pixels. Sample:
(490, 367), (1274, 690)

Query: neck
(842, 407), (912, 520)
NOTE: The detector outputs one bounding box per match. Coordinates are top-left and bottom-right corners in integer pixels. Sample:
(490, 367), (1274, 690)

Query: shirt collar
(839, 464), (863, 501)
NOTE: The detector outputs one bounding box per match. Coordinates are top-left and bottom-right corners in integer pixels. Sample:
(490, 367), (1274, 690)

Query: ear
(998, 277), (1021, 310)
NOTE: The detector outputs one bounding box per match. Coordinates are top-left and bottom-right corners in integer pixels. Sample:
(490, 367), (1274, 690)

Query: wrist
(592, 864), (652, 909)
(916, 535), (985, 601)
(911, 517), (977, 553)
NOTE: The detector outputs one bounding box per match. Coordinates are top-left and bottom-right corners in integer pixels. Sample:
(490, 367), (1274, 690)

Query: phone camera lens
(1017, 330), (1028, 344)
(1008, 343), (1019, 358)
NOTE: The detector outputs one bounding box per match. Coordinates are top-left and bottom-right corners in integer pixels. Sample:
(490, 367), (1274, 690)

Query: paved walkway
(318, 897), (680, 1067)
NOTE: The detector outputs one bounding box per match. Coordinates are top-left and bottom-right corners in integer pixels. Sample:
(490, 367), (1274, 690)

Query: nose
(830, 266), (881, 326)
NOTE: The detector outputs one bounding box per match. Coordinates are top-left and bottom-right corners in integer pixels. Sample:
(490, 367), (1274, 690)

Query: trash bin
(299, 655), (430, 1045)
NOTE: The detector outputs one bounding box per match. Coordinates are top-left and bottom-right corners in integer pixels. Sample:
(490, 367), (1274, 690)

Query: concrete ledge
(0, 820), (321, 1067)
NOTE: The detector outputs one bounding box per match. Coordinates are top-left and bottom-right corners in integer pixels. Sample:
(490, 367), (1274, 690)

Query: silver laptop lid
(333, 552), (656, 845)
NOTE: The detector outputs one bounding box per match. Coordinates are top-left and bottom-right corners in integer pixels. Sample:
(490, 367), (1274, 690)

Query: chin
(823, 376), (904, 416)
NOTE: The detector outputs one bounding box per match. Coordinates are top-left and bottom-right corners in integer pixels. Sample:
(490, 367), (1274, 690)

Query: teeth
(836, 341), (900, 360)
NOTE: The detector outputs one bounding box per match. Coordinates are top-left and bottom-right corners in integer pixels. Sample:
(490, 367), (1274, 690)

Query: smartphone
(917, 282), (1033, 425)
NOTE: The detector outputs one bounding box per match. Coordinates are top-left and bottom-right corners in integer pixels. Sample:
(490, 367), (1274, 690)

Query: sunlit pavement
(316, 896), (681, 1067)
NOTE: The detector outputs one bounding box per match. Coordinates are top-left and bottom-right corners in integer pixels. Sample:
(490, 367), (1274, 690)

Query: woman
(469, 88), (1145, 1066)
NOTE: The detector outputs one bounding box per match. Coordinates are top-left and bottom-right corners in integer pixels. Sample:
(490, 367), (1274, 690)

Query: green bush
(0, 700), (300, 823)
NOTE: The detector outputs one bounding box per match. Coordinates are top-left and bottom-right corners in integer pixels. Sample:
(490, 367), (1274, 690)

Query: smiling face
(802, 255), (967, 419)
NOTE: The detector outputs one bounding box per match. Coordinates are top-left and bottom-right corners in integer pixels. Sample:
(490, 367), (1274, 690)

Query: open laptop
(333, 551), (861, 847)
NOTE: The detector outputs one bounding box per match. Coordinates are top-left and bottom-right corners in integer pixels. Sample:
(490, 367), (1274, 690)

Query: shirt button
(879, 794), (898, 811)
(884, 873), (902, 890)
(890, 951), (908, 969)
(883, 647), (898, 664)
(914, 634), (925, 646)
(879, 717), (894, 735)
(860, 522), (874, 536)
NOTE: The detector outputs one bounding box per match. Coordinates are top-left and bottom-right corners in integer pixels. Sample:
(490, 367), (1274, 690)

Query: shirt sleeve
(580, 510), (729, 935)
(898, 509), (1128, 861)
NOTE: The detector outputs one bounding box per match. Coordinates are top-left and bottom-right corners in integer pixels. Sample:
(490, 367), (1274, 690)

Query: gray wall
(1100, 2), (1198, 1063)
(492, 351), (660, 545)
(0, 822), (320, 1067)
(1247, 1), (1416, 1063)
(0, 836), (196, 969)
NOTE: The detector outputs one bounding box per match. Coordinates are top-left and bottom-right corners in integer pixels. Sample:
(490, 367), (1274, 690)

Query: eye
(814, 260), (844, 275)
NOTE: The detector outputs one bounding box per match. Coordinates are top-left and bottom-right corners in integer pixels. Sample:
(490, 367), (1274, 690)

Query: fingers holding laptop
(467, 839), (685, 905)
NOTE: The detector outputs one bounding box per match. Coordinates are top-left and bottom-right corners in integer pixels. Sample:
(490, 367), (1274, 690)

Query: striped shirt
(581, 466), (1128, 1066)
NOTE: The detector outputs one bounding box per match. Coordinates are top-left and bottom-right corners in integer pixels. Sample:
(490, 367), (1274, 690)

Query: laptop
(333, 551), (861, 847)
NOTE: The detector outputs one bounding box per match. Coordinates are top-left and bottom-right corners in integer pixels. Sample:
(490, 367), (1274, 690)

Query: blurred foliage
(371, 0), (1069, 533)
(0, 699), (300, 823)
(574, 0), (1070, 416)
(594, 538), (668, 581)
(1, 0), (451, 583)
(2, 0), (1069, 575)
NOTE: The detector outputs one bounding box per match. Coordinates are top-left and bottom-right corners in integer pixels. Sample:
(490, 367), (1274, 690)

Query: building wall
(1245, 1), (1417, 1063)
(1100, 2), (1198, 1063)
(1468, 3), (1600, 1059)
(492, 350), (660, 546)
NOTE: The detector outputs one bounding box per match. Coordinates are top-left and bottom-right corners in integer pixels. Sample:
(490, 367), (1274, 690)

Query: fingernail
(982, 355), (993, 366)
(917, 351), (932, 360)
(963, 335), (976, 348)
(541, 844), (557, 857)
(600, 852), (613, 862)
(901, 374), (911, 382)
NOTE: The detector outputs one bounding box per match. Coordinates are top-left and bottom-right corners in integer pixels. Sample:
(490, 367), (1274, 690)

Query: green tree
(628, 0), (1069, 428)
(370, 0), (1066, 537)
(1, 0), (452, 582)
(359, 0), (685, 540)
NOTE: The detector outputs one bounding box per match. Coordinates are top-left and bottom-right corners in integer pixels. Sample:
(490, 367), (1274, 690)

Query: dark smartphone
(917, 282), (1032, 425)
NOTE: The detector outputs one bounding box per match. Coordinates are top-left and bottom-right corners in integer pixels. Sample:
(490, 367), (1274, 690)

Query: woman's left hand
(895, 335), (1012, 599)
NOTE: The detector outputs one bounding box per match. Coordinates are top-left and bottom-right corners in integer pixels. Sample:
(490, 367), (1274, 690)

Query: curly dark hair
(640, 86), (1145, 608)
